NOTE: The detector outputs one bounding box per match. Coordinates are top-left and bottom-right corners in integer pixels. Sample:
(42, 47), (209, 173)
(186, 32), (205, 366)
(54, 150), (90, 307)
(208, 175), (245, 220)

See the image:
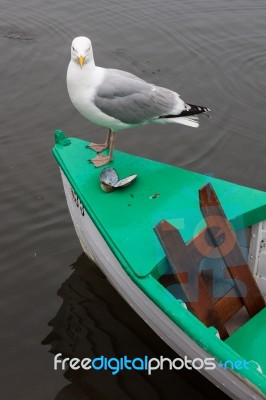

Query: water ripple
(1, 1), (266, 398)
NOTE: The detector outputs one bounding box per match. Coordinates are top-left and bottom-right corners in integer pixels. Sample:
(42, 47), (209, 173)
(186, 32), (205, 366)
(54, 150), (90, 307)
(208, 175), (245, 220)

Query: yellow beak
(78, 56), (85, 68)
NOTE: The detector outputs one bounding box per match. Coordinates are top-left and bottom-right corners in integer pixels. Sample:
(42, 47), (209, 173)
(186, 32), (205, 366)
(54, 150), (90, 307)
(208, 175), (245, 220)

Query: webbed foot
(86, 143), (109, 153)
(89, 154), (112, 167)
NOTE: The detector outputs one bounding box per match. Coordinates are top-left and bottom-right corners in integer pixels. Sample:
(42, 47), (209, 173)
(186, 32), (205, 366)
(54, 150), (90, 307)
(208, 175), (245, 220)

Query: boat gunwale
(58, 167), (266, 398)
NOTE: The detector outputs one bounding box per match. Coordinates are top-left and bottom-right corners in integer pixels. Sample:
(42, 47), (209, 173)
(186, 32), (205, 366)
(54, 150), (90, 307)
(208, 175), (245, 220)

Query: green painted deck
(225, 308), (266, 375)
(53, 132), (266, 278)
(53, 132), (266, 395)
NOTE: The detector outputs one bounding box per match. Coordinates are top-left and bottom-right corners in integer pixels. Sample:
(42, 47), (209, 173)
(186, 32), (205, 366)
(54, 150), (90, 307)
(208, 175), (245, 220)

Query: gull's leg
(86, 129), (111, 153)
(90, 131), (117, 167)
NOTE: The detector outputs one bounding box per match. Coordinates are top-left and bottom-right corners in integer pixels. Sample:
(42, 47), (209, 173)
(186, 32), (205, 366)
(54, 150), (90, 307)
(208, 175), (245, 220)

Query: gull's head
(71, 36), (93, 68)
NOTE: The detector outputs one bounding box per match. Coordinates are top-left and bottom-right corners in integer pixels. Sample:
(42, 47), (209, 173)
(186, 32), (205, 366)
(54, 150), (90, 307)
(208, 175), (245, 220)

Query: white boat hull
(61, 169), (265, 400)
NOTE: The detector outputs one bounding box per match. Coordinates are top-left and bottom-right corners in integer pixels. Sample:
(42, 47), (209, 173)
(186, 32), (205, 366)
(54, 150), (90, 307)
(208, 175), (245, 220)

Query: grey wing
(94, 69), (183, 124)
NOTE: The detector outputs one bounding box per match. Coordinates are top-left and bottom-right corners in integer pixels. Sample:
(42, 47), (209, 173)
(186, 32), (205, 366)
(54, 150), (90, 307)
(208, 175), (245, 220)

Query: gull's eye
(72, 46), (76, 51)
(86, 47), (91, 52)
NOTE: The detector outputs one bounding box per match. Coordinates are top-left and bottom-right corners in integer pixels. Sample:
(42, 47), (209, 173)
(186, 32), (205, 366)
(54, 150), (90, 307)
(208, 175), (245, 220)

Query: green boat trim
(53, 131), (266, 396)
(53, 131), (266, 279)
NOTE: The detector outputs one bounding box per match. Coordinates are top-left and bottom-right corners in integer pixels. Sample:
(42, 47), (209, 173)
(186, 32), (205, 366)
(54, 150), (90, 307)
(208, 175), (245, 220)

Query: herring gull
(67, 36), (210, 167)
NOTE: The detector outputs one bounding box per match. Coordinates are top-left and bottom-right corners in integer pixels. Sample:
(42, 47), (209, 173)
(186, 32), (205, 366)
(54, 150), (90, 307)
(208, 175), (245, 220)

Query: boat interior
(154, 183), (266, 374)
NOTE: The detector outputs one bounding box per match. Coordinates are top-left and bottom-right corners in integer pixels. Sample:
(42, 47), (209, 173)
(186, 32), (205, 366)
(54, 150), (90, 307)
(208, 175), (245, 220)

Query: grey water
(1, 0), (266, 398)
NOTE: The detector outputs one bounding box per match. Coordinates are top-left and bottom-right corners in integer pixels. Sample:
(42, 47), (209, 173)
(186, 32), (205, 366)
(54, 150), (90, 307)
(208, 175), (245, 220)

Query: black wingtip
(158, 104), (211, 120)
(186, 104), (211, 115)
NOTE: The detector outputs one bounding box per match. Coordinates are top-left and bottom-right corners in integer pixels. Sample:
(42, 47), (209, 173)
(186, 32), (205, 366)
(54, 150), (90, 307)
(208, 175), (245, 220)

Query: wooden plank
(155, 182), (265, 340)
(215, 287), (244, 324)
(154, 220), (229, 339)
(199, 183), (266, 316)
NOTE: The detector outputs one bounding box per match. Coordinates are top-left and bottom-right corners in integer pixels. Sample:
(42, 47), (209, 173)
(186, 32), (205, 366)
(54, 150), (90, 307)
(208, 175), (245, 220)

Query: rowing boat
(53, 130), (266, 399)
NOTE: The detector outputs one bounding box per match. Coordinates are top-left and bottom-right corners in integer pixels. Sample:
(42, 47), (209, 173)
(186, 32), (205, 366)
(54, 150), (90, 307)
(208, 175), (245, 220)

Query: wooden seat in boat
(155, 183), (266, 341)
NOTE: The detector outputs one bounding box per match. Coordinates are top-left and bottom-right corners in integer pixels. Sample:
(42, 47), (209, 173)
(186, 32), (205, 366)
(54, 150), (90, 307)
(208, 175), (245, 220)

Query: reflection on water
(43, 253), (229, 400)
(1, 0), (266, 397)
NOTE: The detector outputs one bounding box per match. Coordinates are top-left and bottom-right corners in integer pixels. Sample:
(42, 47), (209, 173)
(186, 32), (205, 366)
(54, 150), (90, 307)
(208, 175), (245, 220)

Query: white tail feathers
(165, 115), (199, 128)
